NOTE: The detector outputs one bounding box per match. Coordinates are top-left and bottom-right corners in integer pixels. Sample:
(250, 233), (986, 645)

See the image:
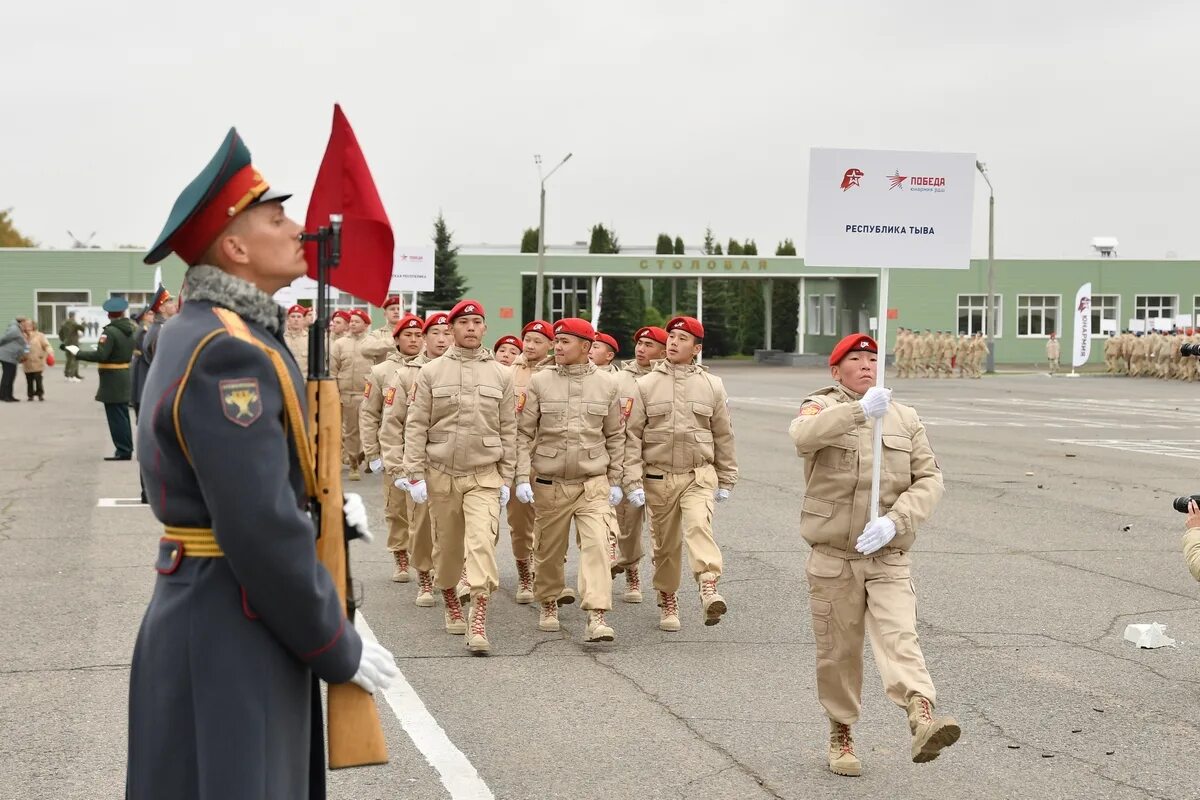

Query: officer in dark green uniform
(68, 297), (137, 460)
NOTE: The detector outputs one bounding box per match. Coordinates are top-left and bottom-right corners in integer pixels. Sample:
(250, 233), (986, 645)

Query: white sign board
(67, 306), (111, 343)
(805, 148), (976, 269)
(1129, 319), (1145, 333)
(1153, 317), (1173, 332)
(1100, 318), (1117, 333)
(1176, 314), (1192, 329)
(390, 246), (435, 293)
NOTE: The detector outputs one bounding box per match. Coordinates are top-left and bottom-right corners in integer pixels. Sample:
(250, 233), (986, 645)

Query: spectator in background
(21, 319), (51, 401)
(59, 311), (84, 382)
(0, 317), (29, 402)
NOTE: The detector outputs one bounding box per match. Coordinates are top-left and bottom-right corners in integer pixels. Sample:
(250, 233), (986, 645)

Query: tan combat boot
(658, 591), (681, 632)
(698, 572), (727, 626)
(348, 464), (361, 481)
(586, 609), (615, 642)
(537, 601), (560, 632)
(441, 588), (467, 635)
(514, 559), (535, 604)
(456, 566), (471, 605)
(557, 587), (577, 606)
(391, 550), (410, 583)
(414, 570), (435, 607)
(466, 594), (491, 655)
(622, 566), (643, 604)
(907, 695), (961, 763)
(828, 720), (862, 777)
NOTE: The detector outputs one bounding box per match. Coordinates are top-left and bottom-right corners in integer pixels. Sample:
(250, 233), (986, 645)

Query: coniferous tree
(420, 213), (468, 312)
(520, 227), (540, 253)
(772, 239), (799, 352)
(673, 236), (685, 255)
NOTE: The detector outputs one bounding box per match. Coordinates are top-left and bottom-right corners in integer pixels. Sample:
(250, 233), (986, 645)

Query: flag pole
(869, 267), (890, 521)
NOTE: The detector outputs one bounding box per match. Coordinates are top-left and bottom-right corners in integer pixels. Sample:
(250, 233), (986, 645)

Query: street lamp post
(976, 160), (996, 374)
(534, 152), (573, 321)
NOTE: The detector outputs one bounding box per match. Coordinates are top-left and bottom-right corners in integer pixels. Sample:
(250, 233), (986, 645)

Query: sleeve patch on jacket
(385, 387), (396, 406)
(516, 390), (527, 414)
(363, 382), (372, 399)
(220, 378), (263, 427)
(798, 402), (822, 417)
(620, 397), (634, 420)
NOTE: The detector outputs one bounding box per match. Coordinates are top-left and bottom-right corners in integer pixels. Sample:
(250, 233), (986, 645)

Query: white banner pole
(869, 267), (890, 520)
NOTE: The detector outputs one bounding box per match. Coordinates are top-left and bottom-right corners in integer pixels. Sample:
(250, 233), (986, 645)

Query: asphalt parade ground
(3, 362), (1199, 800)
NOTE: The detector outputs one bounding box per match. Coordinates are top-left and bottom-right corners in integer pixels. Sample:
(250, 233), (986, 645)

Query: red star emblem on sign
(888, 171), (908, 190)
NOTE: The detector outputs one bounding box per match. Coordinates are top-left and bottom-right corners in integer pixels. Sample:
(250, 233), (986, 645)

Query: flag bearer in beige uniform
(623, 316), (737, 631)
(380, 311), (451, 605)
(506, 320), (555, 604)
(362, 313), (424, 581)
(282, 304), (309, 375)
(360, 294), (406, 364)
(516, 317), (625, 642)
(789, 332), (960, 778)
(330, 308), (374, 480)
(403, 300), (516, 655)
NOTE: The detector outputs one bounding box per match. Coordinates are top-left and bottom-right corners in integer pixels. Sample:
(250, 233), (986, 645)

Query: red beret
(595, 332), (619, 354)
(634, 326), (667, 345)
(423, 311), (450, 332)
(348, 309), (371, 325)
(553, 317), (596, 342)
(449, 299), (485, 321)
(666, 316), (704, 341)
(332, 310), (351, 322)
(828, 333), (878, 366)
(382, 295), (401, 309)
(287, 304), (306, 316)
(493, 335), (521, 351)
(393, 314), (423, 336)
(522, 319), (553, 339)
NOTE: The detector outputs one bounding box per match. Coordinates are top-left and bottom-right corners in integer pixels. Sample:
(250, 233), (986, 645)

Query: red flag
(305, 104), (394, 306)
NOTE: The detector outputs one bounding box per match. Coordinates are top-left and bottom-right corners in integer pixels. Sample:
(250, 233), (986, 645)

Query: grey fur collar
(183, 264), (286, 335)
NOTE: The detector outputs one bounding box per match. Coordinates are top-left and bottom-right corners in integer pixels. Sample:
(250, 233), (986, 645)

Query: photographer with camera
(1183, 499), (1200, 581)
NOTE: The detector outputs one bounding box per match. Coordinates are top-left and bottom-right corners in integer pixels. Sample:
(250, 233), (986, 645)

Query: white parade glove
(859, 386), (892, 419)
(342, 492), (373, 544)
(515, 482), (534, 504)
(608, 486), (623, 506)
(349, 638), (399, 695)
(627, 488), (646, 508)
(499, 485), (511, 507)
(64, 344), (80, 355)
(368, 458), (383, 474)
(408, 480), (428, 504)
(714, 488), (731, 503)
(855, 515), (897, 555)
(393, 477), (411, 492)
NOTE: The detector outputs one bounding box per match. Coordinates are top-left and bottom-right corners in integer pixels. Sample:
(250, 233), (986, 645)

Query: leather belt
(535, 478), (554, 486)
(162, 526), (224, 558)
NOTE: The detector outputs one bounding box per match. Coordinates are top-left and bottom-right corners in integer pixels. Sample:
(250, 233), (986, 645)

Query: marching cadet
(937, 332), (954, 377)
(361, 313), (424, 583)
(915, 330), (932, 378)
(403, 300), (516, 654)
(789, 332), (958, 777)
(67, 296), (137, 460)
(589, 331), (620, 370)
(954, 332), (971, 378)
(971, 331), (987, 378)
(331, 309), (375, 480)
(506, 319), (556, 604)
(623, 316), (737, 631)
(515, 317), (625, 641)
(589, 331), (624, 567)
(610, 325), (667, 603)
(493, 334), (522, 367)
(283, 304), (309, 374)
(128, 127), (396, 799)
(380, 311), (451, 603)
(360, 294), (406, 364)
(892, 328), (910, 378)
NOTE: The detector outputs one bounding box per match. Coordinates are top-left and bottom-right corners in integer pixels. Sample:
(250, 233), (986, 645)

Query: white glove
(609, 486), (623, 506)
(515, 482), (534, 504)
(342, 492), (373, 544)
(408, 480), (428, 504)
(368, 458), (383, 474)
(393, 477), (411, 492)
(859, 386), (892, 419)
(714, 488), (731, 503)
(349, 638), (399, 695)
(855, 515), (897, 555)
(499, 485), (511, 507)
(627, 488), (646, 508)
(64, 344), (80, 355)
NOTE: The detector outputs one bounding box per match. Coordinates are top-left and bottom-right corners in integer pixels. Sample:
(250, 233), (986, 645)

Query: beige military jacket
(283, 329), (309, 376)
(788, 383), (943, 559)
(359, 326), (395, 365)
(403, 346), (517, 482)
(330, 332), (376, 396)
(378, 353), (428, 478)
(359, 351), (403, 462)
(623, 360), (738, 491)
(1046, 339), (1061, 360)
(516, 362), (624, 486)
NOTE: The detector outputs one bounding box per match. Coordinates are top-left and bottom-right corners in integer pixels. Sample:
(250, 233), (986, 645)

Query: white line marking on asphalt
(1049, 439), (1200, 461)
(355, 613), (495, 800)
(96, 498), (149, 507)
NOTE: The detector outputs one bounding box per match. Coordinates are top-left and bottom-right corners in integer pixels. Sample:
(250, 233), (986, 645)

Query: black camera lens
(1181, 343), (1200, 357)
(1173, 494), (1200, 513)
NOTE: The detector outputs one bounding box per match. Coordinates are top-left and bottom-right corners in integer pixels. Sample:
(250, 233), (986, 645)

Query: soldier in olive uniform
(58, 311), (85, 381)
(126, 128), (397, 800)
(68, 297), (137, 460)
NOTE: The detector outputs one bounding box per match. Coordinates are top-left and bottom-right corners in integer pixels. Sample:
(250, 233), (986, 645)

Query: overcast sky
(6, 1), (1198, 259)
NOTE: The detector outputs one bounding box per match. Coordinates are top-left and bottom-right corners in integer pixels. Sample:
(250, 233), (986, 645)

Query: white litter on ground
(1123, 623), (1177, 649)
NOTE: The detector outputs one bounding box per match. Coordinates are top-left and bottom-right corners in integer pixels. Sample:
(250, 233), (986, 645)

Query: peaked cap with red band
(493, 335), (521, 351)
(449, 299), (485, 321)
(634, 326), (668, 346)
(666, 316), (704, 341)
(144, 127), (291, 266)
(287, 304), (306, 316)
(522, 320), (553, 339)
(382, 295), (402, 309)
(595, 332), (619, 354)
(829, 333), (878, 365)
(393, 314), (423, 335)
(423, 311), (450, 332)
(348, 309), (371, 325)
(554, 317), (596, 342)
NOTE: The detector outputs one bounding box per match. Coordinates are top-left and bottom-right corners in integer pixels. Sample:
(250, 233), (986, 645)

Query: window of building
(1016, 294), (1060, 337)
(1193, 296), (1200, 329)
(1135, 295), (1177, 322)
(109, 290), (156, 309)
(955, 294), (1003, 337)
(333, 292), (371, 312)
(549, 278), (589, 319)
(822, 295), (837, 336)
(806, 294), (821, 335)
(1090, 295), (1120, 335)
(36, 290), (90, 336)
